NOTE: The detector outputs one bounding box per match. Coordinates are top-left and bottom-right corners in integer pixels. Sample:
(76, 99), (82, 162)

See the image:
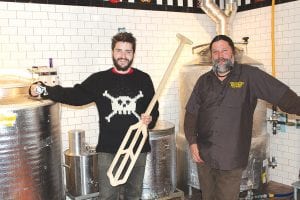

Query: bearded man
(29, 32), (159, 200)
(184, 34), (300, 200)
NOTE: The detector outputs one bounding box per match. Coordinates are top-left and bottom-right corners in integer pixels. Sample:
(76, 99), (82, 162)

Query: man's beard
(212, 58), (233, 73)
(113, 57), (133, 72)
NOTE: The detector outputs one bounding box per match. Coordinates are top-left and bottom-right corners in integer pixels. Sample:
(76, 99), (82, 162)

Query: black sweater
(44, 68), (159, 153)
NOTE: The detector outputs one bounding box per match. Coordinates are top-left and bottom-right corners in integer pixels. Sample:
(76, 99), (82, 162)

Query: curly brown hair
(111, 32), (136, 53)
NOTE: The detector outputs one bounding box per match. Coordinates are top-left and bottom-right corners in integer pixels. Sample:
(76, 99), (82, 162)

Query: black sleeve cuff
(277, 89), (300, 115)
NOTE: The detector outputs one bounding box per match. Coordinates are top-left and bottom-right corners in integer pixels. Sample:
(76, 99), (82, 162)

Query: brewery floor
(183, 181), (296, 200)
(67, 181), (298, 200)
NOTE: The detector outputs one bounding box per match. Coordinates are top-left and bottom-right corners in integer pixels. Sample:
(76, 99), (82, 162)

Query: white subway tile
(1, 26), (18, 35)
(34, 43), (50, 51)
(48, 12), (62, 20)
(49, 27), (64, 35)
(63, 13), (78, 21)
(30, 27), (49, 35)
(40, 19), (56, 27)
(27, 51), (43, 59)
(56, 20), (71, 28)
(69, 5), (84, 14)
(7, 2), (24, 11)
(9, 18), (26, 27)
(40, 5), (56, 12)
(70, 35), (85, 43)
(78, 13), (91, 21)
(67, 116), (82, 125)
(41, 35), (56, 43)
(26, 19), (42, 27)
(32, 11), (48, 20)
(1, 60), (16, 67)
(55, 5), (70, 13)
(24, 3), (41, 12)
(0, 2), (8, 10)
(71, 50), (86, 58)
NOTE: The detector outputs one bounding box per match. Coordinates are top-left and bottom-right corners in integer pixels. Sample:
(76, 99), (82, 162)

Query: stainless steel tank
(178, 43), (268, 193)
(0, 76), (64, 200)
(141, 120), (176, 200)
(64, 129), (99, 199)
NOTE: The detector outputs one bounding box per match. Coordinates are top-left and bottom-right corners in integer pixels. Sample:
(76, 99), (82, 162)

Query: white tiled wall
(0, 0), (299, 187)
(0, 1), (214, 160)
(233, 1), (300, 185)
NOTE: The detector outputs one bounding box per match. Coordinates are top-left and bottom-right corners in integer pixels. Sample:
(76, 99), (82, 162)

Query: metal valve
(268, 156), (277, 169)
(267, 105), (279, 135)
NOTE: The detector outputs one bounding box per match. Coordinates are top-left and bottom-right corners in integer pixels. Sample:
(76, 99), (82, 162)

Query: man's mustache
(214, 58), (227, 63)
(117, 58), (129, 62)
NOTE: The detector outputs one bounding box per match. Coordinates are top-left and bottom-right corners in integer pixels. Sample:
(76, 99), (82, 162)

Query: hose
(240, 190), (294, 199)
(252, 192), (294, 199)
(273, 191), (294, 198)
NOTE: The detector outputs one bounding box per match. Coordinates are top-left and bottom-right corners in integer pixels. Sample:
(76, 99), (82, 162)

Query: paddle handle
(145, 33), (193, 115)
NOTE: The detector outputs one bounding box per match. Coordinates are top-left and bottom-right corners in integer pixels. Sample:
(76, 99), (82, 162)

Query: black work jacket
(185, 63), (288, 170)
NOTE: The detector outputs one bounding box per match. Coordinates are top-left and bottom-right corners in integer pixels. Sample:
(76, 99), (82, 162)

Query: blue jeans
(98, 152), (147, 200)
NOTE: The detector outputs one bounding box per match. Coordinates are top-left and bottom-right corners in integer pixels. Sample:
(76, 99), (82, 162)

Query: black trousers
(197, 163), (243, 200)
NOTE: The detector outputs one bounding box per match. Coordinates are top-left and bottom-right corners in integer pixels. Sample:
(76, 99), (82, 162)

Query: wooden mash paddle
(107, 33), (193, 186)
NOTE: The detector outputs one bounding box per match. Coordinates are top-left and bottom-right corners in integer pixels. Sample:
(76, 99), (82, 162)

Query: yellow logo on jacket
(229, 81), (244, 88)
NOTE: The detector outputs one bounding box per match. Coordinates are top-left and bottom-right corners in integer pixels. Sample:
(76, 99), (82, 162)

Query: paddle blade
(107, 122), (148, 186)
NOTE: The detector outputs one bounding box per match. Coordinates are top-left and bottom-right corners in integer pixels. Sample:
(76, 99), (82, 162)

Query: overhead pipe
(199, 0), (237, 36)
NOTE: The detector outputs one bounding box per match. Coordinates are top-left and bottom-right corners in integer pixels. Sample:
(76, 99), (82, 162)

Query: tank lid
(0, 76), (31, 99)
(0, 76), (30, 87)
(0, 76), (53, 109)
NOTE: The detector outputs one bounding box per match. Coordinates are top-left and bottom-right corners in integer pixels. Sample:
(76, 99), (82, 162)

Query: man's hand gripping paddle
(107, 33), (193, 186)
